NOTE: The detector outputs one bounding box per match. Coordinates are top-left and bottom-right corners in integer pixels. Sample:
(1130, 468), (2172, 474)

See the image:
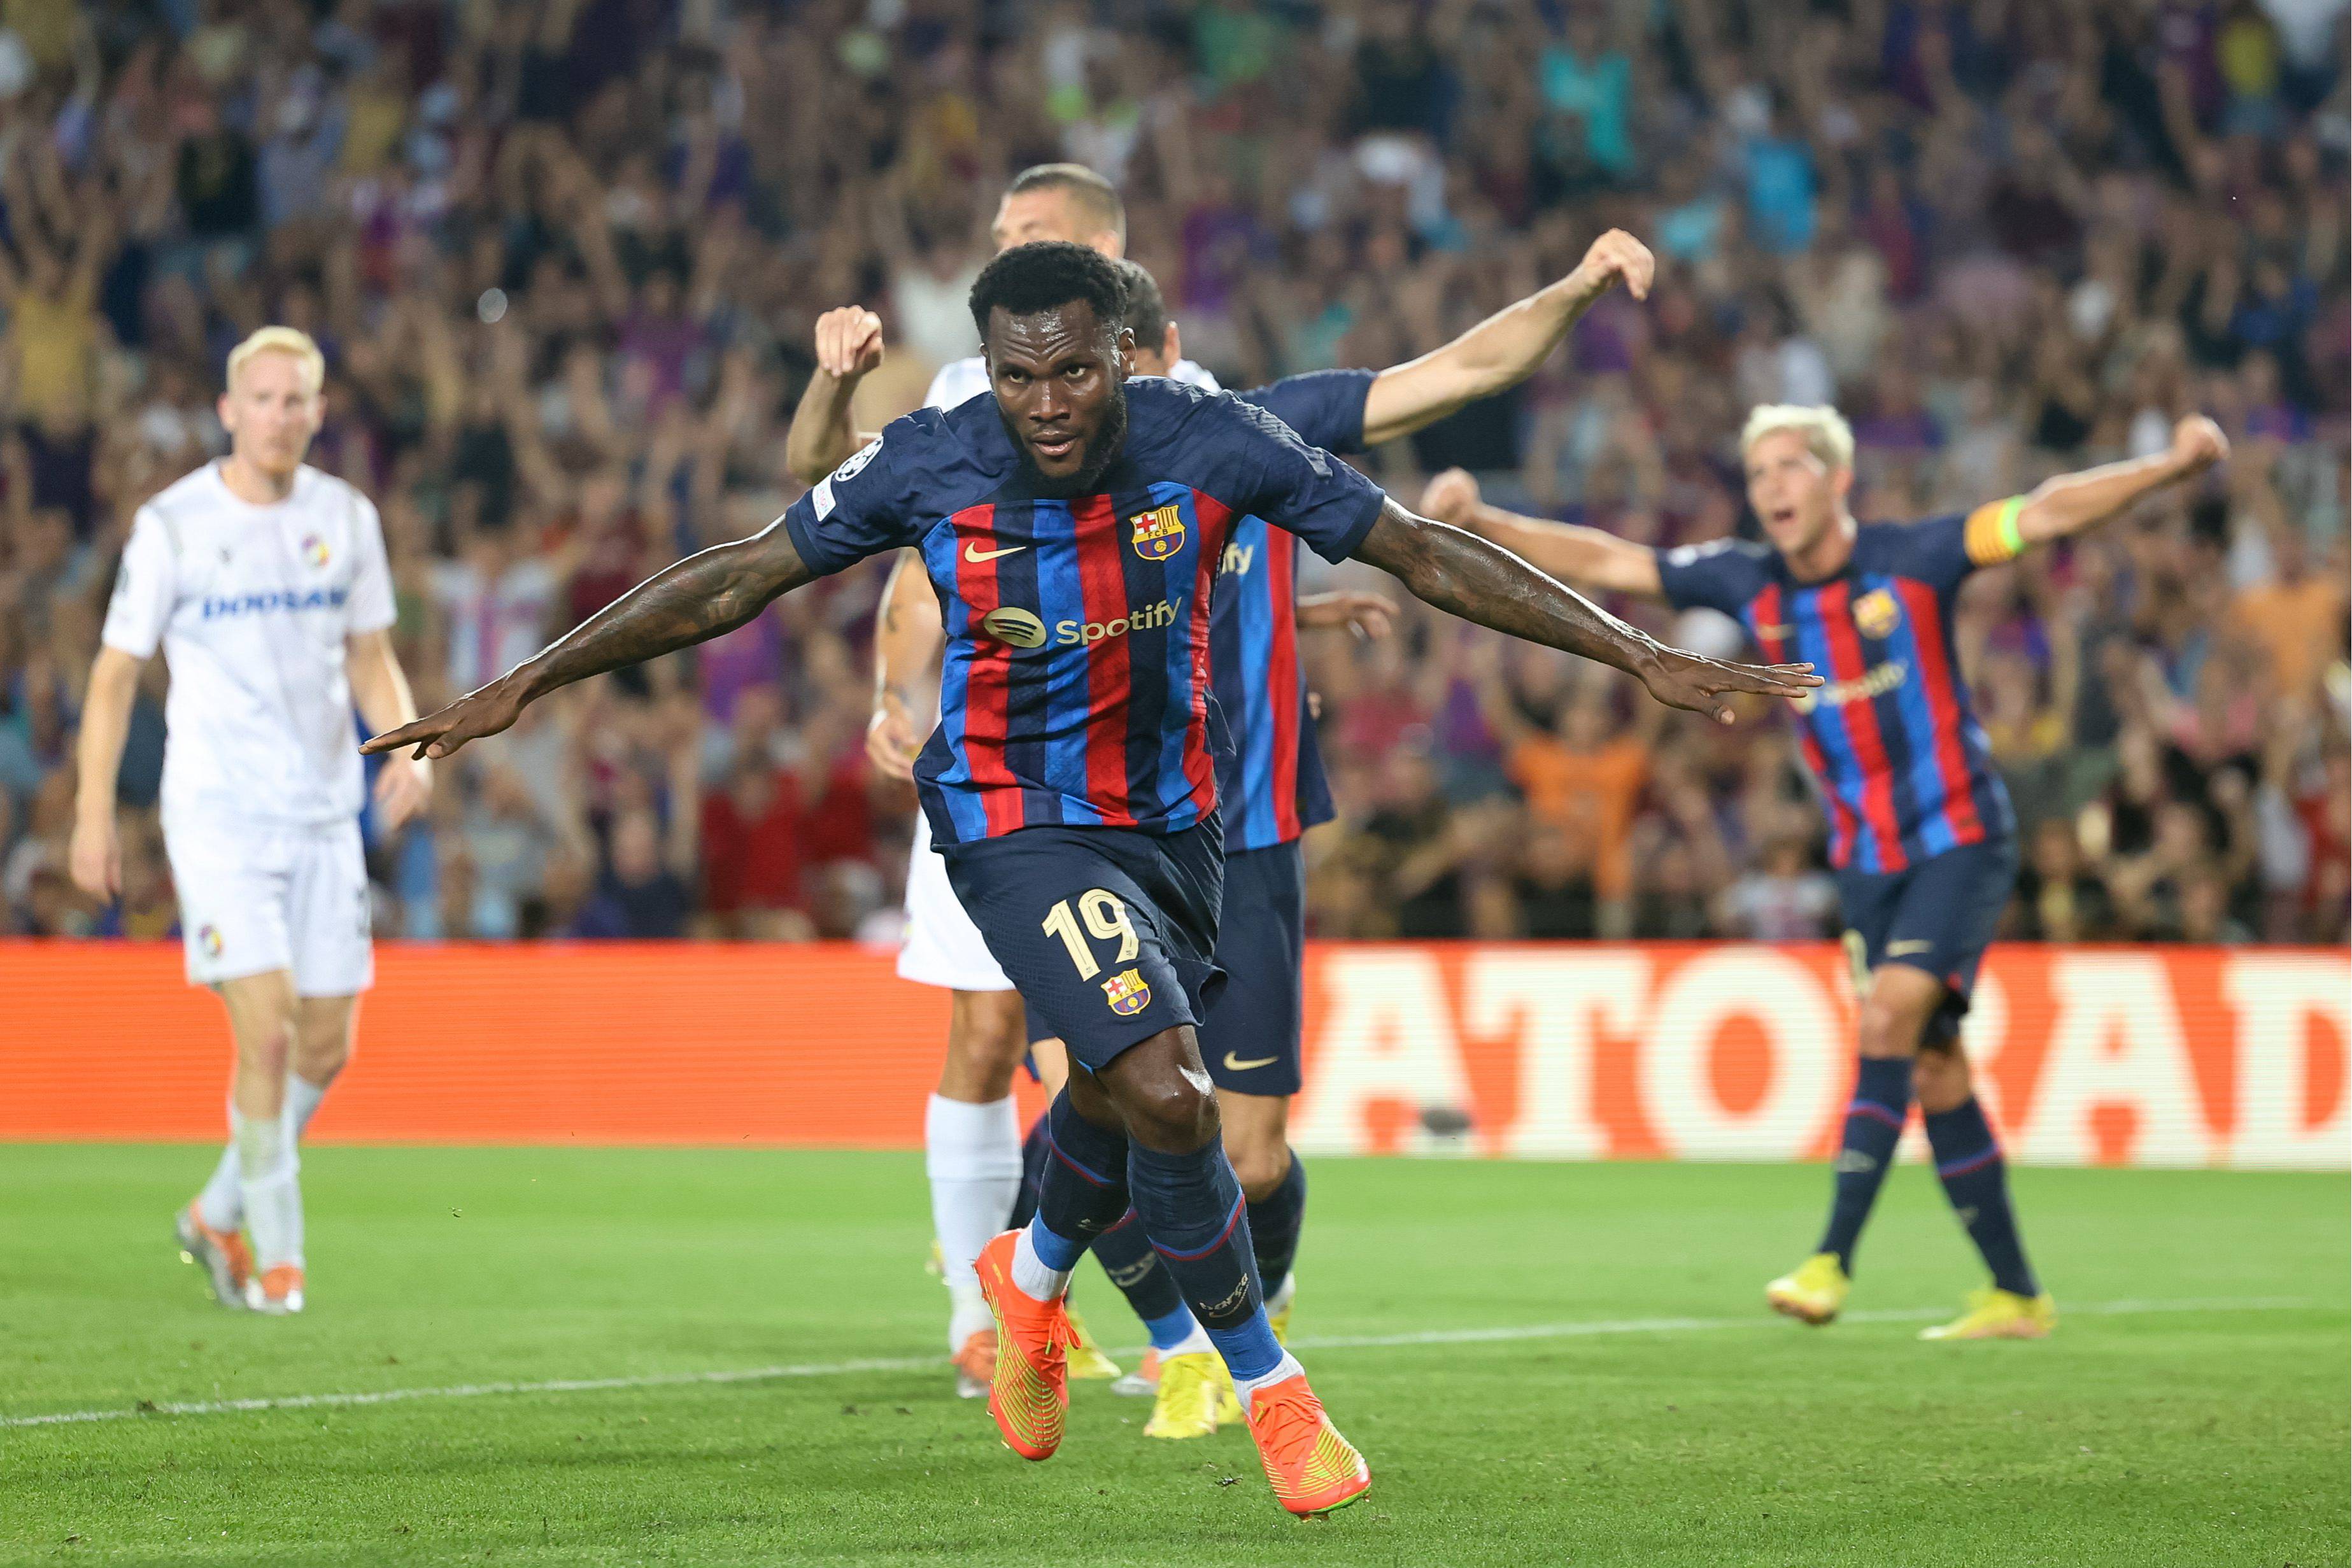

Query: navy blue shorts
(940, 819), (1226, 1074)
(1835, 837), (2019, 1043)
(1198, 840), (1306, 1098)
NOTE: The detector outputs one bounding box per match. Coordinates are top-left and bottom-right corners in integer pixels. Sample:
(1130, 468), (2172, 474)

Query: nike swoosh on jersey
(1886, 940), (1936, 957)
(964, 542), (1027, 563)
(1754, 623), (1794, 638)
(1222, 1052), (1280, 1072)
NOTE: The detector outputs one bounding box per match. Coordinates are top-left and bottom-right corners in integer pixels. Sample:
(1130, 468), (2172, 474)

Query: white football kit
(101, 462), (397, 994)
(893, 355), (1222, 992)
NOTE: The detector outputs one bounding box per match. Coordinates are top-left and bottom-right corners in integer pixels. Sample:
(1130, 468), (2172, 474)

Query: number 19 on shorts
(1041, 890), (1139, 979)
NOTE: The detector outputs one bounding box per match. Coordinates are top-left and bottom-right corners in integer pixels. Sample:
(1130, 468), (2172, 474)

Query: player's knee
(1911, 1045), (1972, 1113)
(1226, 1140), (1290, 1202)
(949, 993), (1030, 1077)
(1117, 1072), (1219, 1153)
(1855, 990), (1932, 1057)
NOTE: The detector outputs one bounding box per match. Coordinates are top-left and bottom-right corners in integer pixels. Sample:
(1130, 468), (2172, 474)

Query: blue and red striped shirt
(782, 378), (1387, 846)
(1655, 511), (2019, 873)
(1215, 369), (1376, 851)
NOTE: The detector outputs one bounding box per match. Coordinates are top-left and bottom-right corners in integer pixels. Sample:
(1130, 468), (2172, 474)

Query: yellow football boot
(1142, 1351), (1226, 1439)
(1765, 1252), (1851, 1325)
(1267, 1275), (1296, 1346)
(1063, 1306), (1123, 1381)
(1918, 1287), (2057, 1341)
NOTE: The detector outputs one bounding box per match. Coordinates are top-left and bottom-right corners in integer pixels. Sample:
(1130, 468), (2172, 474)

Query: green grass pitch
(2, 1145), (2343, 1567)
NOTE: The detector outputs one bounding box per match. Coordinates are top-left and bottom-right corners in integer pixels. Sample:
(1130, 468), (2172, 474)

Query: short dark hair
(1005, 163), (1125, 242)
(968, 241), (1130, 345)
(1111, 260), (1169, 350)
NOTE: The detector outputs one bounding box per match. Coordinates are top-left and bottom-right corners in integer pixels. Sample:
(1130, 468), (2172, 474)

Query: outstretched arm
(1419, 468), (1665, 598)
(1359, 230), (1653, 446)
(2006, 416), (2228, 549)
(784, 307), (887, 485)
(363, 525), (814, 760)
(1352, 498), (1817, 723)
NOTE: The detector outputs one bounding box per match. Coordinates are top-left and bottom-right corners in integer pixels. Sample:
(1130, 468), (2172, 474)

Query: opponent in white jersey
(70, 327), (431, 1316)
(783, 164), (1211, 1395)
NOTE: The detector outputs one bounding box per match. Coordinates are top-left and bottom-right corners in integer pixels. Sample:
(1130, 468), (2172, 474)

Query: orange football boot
(245, 1264), (305, 1315)
(1242, 1372), (1371, 1517)
(174, 1201), (254, 1308)
(972, 1231), (1069, 1461)
(952, 1326), (998, 1399)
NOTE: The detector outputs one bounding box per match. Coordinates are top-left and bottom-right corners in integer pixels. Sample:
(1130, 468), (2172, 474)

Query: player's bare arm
(1420, 467), (1666, 597)
(68, 645), (143, 898)
(1359, 229), (1654, 446)
(1352, 497), (1817, 723)
(364, 523), (815, 761)
(866, 546), (946, 782)
(783, 307), (887, 484)
(345, 628), (432, 829)
(2006, 415), (2228, 547)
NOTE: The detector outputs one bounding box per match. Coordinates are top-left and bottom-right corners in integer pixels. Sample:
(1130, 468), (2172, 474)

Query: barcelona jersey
(1215, 369), (1377, 852)
(1655, 507), (2023, 872)
(781, 378), (1387, 847)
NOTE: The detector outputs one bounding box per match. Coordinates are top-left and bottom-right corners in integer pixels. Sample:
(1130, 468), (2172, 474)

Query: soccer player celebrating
(367, 244), (1812, 1515)
(72, 327), (430, 1315)
(1422, 404), (2229, 1341)
(783, 165), (1205, 1400)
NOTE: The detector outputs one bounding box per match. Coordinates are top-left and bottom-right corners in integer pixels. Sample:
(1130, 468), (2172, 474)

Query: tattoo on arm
(1354, 499), (1661, 675)
(521, 524), (813, 698)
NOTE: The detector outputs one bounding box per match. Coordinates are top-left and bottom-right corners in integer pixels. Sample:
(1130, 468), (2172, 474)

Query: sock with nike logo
(1245, 1149), (1307, 1302)
(1924, 1097), (2039, 1297)
(1817, 1056), (1913, 1273)
(1127, 1140), (1280, 1382)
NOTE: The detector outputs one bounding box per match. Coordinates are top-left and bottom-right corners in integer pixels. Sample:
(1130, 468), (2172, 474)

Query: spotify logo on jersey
(981, 607), (1049, 649)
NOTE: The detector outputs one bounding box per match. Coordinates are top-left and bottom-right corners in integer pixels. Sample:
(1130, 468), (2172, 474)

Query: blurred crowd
(0, 0), (2344, 947)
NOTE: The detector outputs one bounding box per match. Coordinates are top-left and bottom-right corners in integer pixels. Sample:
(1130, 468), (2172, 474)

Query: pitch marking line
(1, 1296), (2320, 1430)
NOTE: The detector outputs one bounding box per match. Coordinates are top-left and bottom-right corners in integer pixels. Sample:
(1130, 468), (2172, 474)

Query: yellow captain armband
(1964, 496), (2027, 565)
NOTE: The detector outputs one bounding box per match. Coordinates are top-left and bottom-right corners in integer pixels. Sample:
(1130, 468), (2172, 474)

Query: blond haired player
(71, 328), (430, 1315)
(1426, 404), (2227, 1339)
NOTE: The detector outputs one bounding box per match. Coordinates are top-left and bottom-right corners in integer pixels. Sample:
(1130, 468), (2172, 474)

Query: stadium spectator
(2, 0), (2344, 950)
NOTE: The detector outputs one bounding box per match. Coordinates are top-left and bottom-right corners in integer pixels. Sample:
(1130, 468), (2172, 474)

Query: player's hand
(1569, 228), (1654, 304)
(2171, 415), (2228, 476)
(1296, 590), (1396, 640)
(1634, 643), (1820, 724)
(814, 307), (885, 381)
(372, 752), (433, 831)
(68, 814), (120, 900)
(1420, 467), (1482, 527)
(865, 689), (923, 782)
(360, 675), (528, 762)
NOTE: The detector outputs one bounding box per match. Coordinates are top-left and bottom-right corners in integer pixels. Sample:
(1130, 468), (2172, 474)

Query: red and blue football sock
(1924, 1096), (2040, 1297)
(1816, 1056), (1913, 1273)
(1245, 1149), (1307, 1301)
(1128, 1140), (1282, 1383)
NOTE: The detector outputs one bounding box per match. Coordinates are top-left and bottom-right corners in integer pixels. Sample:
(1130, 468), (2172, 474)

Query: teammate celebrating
(366, 244), (1814, 1515)
(1423, 404), (2229, 1341)
(72, 327), (429, 1315)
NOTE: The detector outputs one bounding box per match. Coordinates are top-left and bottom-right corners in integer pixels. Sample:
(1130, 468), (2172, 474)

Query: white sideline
(0, 1295), (2320, 1430)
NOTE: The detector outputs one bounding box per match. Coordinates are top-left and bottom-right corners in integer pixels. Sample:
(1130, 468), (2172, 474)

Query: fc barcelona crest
(1852, 588), (1902, 640)
(1102, 967), (1152, 1016)
(1129, 504), (1187, 561)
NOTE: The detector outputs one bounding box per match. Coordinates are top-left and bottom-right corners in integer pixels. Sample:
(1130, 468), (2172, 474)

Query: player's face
(219, 351), (325, 478)
(991, 190), (1121, 257)
(1743, 429), (1848, 556)
(987, 301), (1136, 491)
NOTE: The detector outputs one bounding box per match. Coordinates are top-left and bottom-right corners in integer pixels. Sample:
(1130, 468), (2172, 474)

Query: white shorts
(896, 810), (1012, 992)
(163, 817), (374, 995)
